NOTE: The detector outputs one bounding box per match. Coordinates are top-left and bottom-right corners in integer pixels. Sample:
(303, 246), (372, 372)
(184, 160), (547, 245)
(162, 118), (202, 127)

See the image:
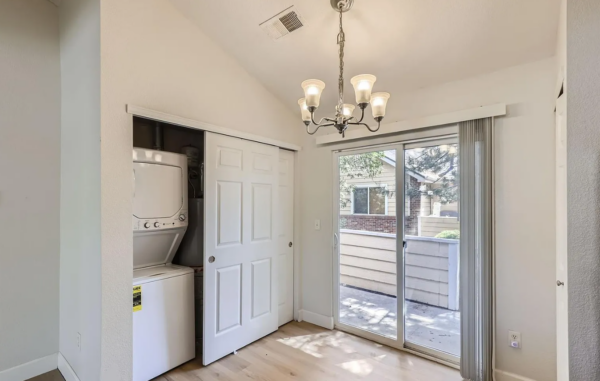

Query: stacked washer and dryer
(132, 148), (195, 381)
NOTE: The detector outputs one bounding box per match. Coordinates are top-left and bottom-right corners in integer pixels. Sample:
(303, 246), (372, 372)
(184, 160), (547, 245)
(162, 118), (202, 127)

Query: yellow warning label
(133, 285), (142, 312)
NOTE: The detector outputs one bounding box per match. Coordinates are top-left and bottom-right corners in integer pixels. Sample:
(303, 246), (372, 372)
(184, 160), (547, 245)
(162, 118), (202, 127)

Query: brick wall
(340, 215), (397, 233)
(339, 178), (422, 234)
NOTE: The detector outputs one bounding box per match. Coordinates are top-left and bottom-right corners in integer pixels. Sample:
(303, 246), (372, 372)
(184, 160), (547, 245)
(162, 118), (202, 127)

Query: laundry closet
(131, 116), (295, 381)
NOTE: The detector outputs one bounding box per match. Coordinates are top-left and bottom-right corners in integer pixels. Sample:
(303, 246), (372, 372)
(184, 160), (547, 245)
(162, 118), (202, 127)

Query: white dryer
(132, 148), (188, 268)
(132, 148), (195, 381)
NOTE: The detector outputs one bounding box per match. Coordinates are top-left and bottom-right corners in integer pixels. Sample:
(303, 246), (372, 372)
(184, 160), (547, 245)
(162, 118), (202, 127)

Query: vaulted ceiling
(169, 0), (561, 123)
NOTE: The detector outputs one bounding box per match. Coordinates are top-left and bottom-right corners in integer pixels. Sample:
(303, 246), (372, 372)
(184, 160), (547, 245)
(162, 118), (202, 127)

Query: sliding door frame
(402, 136), (460, 366)
(332, 142), (406, 351)
(331, 134), (460, 368)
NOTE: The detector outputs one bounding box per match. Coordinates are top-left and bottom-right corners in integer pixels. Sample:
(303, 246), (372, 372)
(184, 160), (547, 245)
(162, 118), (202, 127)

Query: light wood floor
(156, 321), (461, 381)
(27, 322), (461, 381)
(26, 370), (64, 381)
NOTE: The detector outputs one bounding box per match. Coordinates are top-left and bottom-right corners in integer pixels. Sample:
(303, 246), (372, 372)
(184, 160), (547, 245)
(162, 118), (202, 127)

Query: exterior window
(353, 187), (386, 215)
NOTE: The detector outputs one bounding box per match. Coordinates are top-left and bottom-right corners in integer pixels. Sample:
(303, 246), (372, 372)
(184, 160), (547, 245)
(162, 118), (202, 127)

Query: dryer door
(133, 162), (183, 219)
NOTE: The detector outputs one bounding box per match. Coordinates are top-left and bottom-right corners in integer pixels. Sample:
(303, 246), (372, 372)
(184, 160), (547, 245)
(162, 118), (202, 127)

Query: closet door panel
(278, 149), (295, 326)
(203, 132), (279, 365)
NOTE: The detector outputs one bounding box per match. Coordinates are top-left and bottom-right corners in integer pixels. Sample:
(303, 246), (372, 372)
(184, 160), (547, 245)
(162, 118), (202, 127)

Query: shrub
(435, 230), (460, 239)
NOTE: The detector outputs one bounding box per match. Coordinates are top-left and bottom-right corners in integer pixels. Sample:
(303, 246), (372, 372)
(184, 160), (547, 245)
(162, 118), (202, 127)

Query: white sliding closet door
(203, 132), (279, 365)
(278, 149), (294, 326)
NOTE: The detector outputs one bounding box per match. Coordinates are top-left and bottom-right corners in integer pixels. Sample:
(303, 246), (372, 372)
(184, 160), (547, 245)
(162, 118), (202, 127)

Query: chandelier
(298, 0), (390, 137)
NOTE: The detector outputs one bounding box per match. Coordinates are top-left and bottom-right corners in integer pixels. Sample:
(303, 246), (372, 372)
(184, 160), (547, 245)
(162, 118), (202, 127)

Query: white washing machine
(132, 148), (195, 381)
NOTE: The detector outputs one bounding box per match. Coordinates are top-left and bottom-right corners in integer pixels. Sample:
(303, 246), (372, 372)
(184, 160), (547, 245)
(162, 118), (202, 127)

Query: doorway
(333, 138), (460, 363)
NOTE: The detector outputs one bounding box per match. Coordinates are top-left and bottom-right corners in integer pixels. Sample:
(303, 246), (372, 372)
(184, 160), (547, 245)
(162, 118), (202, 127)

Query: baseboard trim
(57, 353), (79, 381)
(0, 353), (57, 381)
(299, 310), (334, 330)
(494, 369), (536, 381)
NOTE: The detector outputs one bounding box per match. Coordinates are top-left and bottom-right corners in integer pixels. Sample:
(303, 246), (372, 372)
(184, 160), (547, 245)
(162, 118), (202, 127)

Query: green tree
(406, 144), (458, 205)
(339, 151), (387, 209)
(338, 145), (457, 212)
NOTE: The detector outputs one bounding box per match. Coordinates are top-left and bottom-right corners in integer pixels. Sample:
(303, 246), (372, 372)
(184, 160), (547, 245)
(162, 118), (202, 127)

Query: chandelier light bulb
(341, 104), (355, 118)
(298, 98), (312, 122)
(370, 92), (390, 118)
(301, 79), (326, 108)
(351, 74), (377, 104)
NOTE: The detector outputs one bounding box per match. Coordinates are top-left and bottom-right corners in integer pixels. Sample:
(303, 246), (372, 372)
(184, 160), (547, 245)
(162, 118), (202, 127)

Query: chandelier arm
(356, 107), (366, 123)
(311, 111), (335, 126)
(306, 123), (334, 135)
(348, 120), (381, 132)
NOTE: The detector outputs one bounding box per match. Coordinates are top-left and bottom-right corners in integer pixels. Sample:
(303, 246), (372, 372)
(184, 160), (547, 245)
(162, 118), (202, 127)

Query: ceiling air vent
(260, 6), (305, 40)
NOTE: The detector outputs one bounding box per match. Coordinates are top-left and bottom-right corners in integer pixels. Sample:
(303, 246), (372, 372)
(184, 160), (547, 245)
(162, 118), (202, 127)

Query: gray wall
(0, 0), (61, 372)
(567, 1), (600, 379)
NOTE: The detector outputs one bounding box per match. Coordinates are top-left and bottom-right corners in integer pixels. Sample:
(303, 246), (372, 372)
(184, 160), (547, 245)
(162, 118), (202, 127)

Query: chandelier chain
(337, 2), (345, 116)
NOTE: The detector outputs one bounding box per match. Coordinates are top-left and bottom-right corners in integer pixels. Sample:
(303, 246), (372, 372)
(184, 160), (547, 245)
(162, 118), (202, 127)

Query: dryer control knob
(154, 222), (160, 228)
(179, 214), (186, 222)
(143, 222), (150, 229)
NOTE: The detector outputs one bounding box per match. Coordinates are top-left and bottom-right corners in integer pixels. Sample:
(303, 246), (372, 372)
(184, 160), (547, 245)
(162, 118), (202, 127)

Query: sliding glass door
(334, 146), (401, 346)
(333, 138), (460, 363)
(402, 138), (460, 363)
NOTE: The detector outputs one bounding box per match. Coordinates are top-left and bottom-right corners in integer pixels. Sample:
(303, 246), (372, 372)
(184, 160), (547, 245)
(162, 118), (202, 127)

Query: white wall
(567, 1), (600, 379)
(0, 0), (61, 373)
(98, 0), (301, 378)
(298, 58), (557, 381)
(58, 0), (102, 379)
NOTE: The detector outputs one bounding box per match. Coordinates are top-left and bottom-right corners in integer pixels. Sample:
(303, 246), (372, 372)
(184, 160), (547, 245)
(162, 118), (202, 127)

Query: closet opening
(131, 116), (205, 381)
(130, 114), (296, 377)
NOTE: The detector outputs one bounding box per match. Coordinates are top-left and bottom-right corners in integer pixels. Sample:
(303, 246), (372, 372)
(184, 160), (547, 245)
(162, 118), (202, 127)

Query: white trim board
(127, 105), (301, 152)
(298, 310), (334, 330)
(58, 353), (80, 381)
(316, 103), (506, 145)
(0, 353), (57, 381)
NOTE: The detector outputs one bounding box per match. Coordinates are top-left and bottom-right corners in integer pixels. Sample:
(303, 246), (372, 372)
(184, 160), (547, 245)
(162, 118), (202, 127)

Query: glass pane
(338, 150), (397, 339)
(403, 143), (461, 358)
(353, 188), (368, 214)
(369, 187), (386, 214)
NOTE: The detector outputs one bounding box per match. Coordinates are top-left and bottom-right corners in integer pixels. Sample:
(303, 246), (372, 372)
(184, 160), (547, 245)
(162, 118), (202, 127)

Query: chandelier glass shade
(298, 0), (390, 137)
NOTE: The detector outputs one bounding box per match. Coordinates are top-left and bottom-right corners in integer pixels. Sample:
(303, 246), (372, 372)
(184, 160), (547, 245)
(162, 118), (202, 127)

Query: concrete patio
(339, 285), (461, 357)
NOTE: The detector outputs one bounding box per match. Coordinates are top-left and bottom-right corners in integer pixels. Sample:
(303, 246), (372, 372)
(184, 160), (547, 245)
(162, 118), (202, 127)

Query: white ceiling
(168, 0), (561, 123)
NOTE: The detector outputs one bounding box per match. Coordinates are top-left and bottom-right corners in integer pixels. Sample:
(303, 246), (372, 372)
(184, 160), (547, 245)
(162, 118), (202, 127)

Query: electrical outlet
(509, 331), (521, 349)
(77, 332), (81, 351)
(314, 219), (321, 230)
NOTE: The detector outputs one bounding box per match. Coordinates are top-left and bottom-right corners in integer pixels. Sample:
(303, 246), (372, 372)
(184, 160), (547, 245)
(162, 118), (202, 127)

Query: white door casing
(203, 132), (279, 365)
(278, 149), (294, 326)
(556, 93), (569, 381)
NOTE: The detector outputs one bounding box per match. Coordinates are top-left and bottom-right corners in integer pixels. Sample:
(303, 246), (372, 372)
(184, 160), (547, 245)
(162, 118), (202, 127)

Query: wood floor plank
(26, 370), (64, 381)
(155, 321), (461, 381)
